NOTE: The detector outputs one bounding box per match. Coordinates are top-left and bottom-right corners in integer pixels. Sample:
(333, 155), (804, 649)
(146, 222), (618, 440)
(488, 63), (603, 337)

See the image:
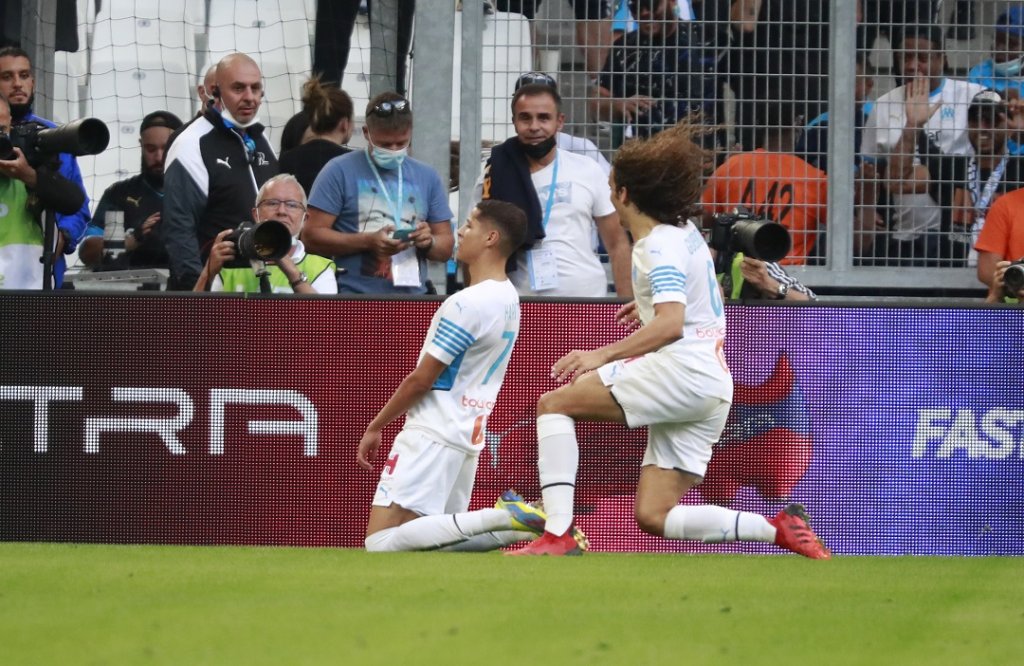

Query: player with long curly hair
(511, 122), (831, 558)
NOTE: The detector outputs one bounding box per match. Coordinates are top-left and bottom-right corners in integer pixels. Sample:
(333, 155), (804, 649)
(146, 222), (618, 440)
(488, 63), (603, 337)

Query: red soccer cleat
(506, 529), (584, 556)
(770, 504), (832, 560)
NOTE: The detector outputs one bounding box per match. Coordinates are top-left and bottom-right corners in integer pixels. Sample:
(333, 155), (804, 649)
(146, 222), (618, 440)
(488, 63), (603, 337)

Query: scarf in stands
(483, 137), (545, 271)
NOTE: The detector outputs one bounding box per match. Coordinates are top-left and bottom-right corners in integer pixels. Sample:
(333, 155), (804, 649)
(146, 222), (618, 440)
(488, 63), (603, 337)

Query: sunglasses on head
(370, 99), (410, 117)
(515, 72), (557, 91)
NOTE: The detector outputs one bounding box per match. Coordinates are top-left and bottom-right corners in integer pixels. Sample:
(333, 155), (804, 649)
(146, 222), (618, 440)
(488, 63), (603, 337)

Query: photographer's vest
(214, 251), (334, 294)
(0, 178), (44, 290)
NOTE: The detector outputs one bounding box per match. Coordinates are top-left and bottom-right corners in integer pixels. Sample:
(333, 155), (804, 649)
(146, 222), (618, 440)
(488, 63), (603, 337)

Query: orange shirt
(702, 149), (828, 265)
(976, 186), (1024, 262)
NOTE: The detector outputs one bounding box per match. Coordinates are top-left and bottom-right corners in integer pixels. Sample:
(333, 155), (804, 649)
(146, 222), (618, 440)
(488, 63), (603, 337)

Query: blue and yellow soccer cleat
(495, 490), (547, 534)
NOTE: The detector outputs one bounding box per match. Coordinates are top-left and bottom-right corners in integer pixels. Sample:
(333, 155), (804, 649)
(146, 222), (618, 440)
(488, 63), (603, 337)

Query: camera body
(223, 219), (292, 269)
(0, 118), (110, 168)
(709, 208), (792, 269)
(1003, 258), (1024, 299)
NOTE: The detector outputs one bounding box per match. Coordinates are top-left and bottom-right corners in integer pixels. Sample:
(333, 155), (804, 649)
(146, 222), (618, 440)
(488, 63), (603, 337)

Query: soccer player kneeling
(510, 123), (831, 559)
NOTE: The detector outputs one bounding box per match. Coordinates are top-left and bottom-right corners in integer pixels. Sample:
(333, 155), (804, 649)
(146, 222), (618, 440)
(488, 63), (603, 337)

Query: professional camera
(1003, 259), (1024, 299)
(708, 208), (791, 274)
(0, 118), (110, 167)
(223, 220), (293, 268)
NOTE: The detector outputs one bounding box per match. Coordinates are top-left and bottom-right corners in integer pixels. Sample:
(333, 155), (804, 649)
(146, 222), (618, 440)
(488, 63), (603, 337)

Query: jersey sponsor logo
(694, 325), (726, 339)
(0, 385), (318, 456)
(216, 157), (231, 169)
(912, 408), (1024, 459)
(703, 353), (812, 504)
(461, 394), (497, 411)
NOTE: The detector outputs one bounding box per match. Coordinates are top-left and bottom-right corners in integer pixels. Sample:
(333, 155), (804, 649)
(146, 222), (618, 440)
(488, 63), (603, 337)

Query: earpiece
(211, 86), (221, 98)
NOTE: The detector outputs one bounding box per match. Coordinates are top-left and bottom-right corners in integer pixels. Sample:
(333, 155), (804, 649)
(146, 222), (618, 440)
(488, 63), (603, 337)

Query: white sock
(663, 505), (777, 543)
(364, 508), (511, 552)
(439, 531), (533, 552)
(537, 413), (578, 536)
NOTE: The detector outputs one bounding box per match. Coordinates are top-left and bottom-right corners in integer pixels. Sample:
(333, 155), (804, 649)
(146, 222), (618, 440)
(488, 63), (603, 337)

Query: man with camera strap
(0, 46), (91, 288)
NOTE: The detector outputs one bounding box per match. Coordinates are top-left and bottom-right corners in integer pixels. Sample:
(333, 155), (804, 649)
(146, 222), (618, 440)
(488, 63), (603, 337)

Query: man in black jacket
(162, 53), (278, 290)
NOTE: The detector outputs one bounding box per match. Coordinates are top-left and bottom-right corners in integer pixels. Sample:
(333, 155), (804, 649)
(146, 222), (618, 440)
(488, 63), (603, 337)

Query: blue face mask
(993, 55), (1024, 77)
(369, 143), (407, 170)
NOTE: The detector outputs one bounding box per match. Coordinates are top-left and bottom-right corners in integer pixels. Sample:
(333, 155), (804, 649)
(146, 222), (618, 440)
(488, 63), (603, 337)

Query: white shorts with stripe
(597, 344), (732, 479)
(371, 428), (479, 516)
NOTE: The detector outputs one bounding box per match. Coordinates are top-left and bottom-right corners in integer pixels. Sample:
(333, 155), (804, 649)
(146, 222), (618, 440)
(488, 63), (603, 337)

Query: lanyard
(365, 151), (405, 227)
(540, 152), (559, 231)
(970, 154), (1008, 214)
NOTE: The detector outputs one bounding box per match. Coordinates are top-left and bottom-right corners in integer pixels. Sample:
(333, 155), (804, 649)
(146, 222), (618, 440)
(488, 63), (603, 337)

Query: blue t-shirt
(308, 150), (452, 294)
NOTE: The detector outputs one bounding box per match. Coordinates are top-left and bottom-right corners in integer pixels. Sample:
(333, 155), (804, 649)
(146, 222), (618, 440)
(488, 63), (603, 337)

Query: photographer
(976, 185), (1024, 304)
(0, 92), (85, 290)
(704, 209), (817, 301)
(193, 174), (337, 294)
(0, 47), (91, 287)
(78, 111), (183, 278)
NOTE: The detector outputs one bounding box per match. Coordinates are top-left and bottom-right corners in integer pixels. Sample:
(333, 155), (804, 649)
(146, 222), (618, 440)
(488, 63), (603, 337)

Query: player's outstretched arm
(551, 302), (684, 383)
(356, 355), (448, 470)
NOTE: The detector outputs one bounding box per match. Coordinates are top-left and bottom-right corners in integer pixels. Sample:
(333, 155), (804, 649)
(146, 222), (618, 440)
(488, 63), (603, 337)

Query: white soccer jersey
(405, 279), (520, 453)
(631, 221), (726, 346)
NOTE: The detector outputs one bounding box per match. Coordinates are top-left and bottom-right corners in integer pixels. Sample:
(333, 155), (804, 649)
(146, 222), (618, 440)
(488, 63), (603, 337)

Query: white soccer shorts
(598, 348), (732, 479)
(371, 429), (479, 516)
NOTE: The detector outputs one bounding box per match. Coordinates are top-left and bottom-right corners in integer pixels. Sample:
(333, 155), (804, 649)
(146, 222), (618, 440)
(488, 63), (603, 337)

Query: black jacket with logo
(162, 107), (277, 289)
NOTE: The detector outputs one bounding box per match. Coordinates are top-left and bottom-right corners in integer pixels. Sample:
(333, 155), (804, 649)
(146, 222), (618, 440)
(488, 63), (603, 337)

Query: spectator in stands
(303, 92), (454, 294)
(593, 0), (721, 144)
(976, 185), (1024, 303)
(702, 103), (828, 265)
(194, 174), (336, 294)
(968, 7), (1024, 152)
(0, 92), (85, 289)
(888, 89), (1024, 267)
(473, 82), (632, 297)
(495, 1), (614, 76)
(975, 179), (1024, 299)
(78, 111), (183, 282)
(0, 45), (90, 288)
(162, 53), (278, 291)
(862, 23), (985, 266)
(279, 77), (353, 196)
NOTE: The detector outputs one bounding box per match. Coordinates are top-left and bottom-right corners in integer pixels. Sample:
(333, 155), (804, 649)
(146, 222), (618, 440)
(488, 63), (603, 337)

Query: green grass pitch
(1, 543), (1021, 665)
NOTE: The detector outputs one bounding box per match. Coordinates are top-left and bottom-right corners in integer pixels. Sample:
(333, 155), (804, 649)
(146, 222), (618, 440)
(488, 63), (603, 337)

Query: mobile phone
(392, 228), (413, 242)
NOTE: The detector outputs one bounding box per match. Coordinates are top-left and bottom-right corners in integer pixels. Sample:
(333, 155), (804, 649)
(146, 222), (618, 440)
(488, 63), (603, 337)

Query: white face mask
(993, 55), (1024, 77)
(368, 142), (408, 170)
(221, 107), (261, 129)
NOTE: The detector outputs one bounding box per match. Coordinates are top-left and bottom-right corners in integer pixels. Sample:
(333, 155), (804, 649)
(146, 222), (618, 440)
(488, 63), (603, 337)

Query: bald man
(161, 53), (279, 290)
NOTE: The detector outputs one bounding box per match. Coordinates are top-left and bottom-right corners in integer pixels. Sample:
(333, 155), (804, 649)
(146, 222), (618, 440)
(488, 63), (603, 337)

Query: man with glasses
(193, 174), (337, 294)
(163, 53), (279, 291)
(304, 92), (454, 294)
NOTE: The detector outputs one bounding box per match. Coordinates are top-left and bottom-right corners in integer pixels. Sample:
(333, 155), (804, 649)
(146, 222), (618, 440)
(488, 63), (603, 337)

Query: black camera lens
(1003, 262), (1024, 296)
